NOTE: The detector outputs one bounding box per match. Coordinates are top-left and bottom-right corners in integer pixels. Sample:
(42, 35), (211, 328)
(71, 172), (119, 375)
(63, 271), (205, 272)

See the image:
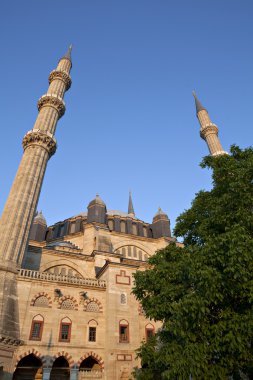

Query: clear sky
(1, 0), (252, 232)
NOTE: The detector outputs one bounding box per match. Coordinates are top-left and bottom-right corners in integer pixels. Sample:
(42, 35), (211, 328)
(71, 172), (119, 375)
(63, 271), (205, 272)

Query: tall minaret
(0, 47), (72, 360)
(193, 91), (227, 156)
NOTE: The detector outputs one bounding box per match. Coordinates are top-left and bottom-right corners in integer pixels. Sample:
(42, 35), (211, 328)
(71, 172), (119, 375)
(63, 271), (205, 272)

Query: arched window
(119, 319), (129, 343)
(61, 299), (75, 310)
(29, 315), (44, 341)
(132, 223), (138, 235)
(59, 317), (72, 342)
(88, 319), (98, 342)
(34, 295), (49, 308)
(108, 219), (114, 231)
(86, 301), (100, 313)
(120, 293), (127, 305)
(120, 221), (126, 233)
(145, 323), (155, 341)
(138, 250), (143, 260)
(69, 222), (76, 234)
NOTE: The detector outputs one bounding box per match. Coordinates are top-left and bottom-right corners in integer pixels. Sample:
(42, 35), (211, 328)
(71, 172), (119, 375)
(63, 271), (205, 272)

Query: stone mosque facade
(0, 48), (226, 380)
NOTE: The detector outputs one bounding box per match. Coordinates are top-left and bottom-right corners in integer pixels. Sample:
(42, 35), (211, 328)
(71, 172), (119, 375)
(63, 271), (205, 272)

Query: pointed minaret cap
(128, 191), (135, 216)
(60, 45), (73, 65)
(192, 91), (206, 114)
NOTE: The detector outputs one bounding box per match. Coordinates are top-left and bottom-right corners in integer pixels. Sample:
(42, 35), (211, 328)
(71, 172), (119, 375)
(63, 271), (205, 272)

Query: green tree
(133, 146), (253, 379)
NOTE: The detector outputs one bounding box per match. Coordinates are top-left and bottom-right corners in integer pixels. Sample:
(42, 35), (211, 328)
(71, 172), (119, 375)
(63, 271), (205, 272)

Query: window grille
(61, 299), (75, 310)
(34, 296), (49, 307)
(60, 323), (71, 341)
(88, 327), (96, 342)
(120, 294), (127, 304)
(86, 301), (100, 312)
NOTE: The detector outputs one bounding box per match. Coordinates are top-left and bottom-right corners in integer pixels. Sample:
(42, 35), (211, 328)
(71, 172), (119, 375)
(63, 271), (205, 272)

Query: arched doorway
(79, 356), (102, 379)
(13, 354), (42, 380)
(49, 356), (70, 380)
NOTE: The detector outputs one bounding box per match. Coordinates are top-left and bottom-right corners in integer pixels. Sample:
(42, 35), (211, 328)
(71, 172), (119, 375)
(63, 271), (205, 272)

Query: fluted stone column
(193, 91), (227, 156)
(0, 47), (72, 374)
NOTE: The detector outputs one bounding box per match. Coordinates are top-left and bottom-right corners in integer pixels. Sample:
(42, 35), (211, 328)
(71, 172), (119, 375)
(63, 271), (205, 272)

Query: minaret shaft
(0, 49), (72, 350)
(0, 146), (48, 264)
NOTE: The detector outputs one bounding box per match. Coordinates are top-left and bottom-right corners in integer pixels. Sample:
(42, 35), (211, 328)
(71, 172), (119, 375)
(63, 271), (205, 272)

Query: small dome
(34, 211), (47, 225)
(153, 207), (169, 221)
(88, 194), (106, 208)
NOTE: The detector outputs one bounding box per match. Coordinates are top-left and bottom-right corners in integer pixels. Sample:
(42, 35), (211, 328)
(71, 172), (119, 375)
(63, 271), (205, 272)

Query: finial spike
(128, 191), (135, 216)
(65, 44), (72, 60)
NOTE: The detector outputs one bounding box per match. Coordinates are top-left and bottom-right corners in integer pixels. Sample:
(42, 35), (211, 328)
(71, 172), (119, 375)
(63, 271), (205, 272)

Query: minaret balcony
(37, 93), (66, 118)
(48, 69), (72, 90)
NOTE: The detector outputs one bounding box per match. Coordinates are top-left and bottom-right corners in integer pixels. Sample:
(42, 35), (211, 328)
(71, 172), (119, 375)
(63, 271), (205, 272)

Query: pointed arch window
(29, 315), (44, 341)
(59, 317), (72, 342)
(88, 319), (98, 342)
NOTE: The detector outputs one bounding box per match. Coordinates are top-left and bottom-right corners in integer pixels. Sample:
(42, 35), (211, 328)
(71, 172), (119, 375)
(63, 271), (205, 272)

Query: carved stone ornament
(37, 93), (65, 118)
(22, 130), (57, 157)
(0, 334), (23, 346)
(48, 70), (72, 90)
(200, 123), (219, 140)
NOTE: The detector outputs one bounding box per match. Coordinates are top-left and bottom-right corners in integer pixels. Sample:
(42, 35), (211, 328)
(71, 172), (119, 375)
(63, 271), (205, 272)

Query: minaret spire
(128, 191), (135, 216)
(0, 48), (72, 356)
(192, 90), (206, 114)
(63, 44), (72, 63)
(192, 91), (227, 156)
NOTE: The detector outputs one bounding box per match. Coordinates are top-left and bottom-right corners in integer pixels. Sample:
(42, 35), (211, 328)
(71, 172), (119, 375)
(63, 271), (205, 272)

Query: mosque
(0, 47), (226, 380)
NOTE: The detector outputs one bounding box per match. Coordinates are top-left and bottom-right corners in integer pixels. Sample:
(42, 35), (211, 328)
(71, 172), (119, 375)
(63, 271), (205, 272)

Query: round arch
(49, 356), (70, 380)
(113, 239), (153, 254)
(14, 349), (46, 368)
(39, 259), (88, 278)
(30, 292), (52, 307)
(49, 351), (74, 368)
(13, 353), (43, 380)
(77, 352), (104, 369)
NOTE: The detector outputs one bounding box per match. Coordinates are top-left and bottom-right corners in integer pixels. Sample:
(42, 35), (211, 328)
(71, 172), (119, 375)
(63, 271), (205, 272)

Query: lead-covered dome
(88, 194), (106, 207)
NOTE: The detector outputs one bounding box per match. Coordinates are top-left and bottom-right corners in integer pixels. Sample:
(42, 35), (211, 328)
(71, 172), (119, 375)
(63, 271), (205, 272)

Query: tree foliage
(133, 146), (253, 379)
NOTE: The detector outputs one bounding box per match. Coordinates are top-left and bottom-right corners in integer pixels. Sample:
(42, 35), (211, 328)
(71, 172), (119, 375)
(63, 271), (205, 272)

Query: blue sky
(1, 0), (252, 232)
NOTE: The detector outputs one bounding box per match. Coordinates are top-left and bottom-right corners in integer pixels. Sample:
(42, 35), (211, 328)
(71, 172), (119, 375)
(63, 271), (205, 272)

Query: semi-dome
(88, 194), (106, 208)
(47, 241), (77, 249)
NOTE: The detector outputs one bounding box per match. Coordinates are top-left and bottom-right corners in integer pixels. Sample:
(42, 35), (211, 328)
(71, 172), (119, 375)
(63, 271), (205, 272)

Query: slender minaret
(128, 191), (135, 217)
(193, 91), (227, 156)
(0, 47), (72, 358)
